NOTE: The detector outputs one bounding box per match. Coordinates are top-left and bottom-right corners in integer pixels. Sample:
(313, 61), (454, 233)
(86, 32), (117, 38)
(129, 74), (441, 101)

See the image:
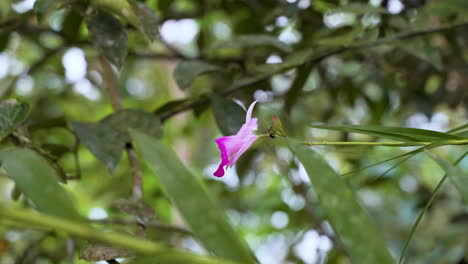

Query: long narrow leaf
(130, 130), (255, 263)
(0, 148), (80, 220)
(310, 124), (466, 142)
(287, 139), (394, 264)
(425, 150), (468, 203)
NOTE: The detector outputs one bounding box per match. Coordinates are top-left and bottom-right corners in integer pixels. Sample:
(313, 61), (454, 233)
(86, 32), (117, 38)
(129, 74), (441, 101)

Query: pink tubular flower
(213, 100), (259, 177)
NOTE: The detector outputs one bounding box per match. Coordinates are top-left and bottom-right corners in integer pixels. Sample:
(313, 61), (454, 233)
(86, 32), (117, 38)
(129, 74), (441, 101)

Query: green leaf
(211, 98), (245, 135)
(287, 139), (394, 264)
(86, 11), (128, 68)
(33, 0), (70, 22)
(425, 0), (468, 16)
(130, 130), (255, 263)
(173, 60), (219, 90)
(62, 9), (84, 42)
(102, 109), (163, 143)
(0, 100), (30, 142)
(0, 148), (80, 220)
(72, 109), (162, 171)
(211, 34), (291, 53)
(128, 0), (159, 41)
(309, 124), (467, 142)
(72, 122), (124, 171)
(425, 150), (468, 203)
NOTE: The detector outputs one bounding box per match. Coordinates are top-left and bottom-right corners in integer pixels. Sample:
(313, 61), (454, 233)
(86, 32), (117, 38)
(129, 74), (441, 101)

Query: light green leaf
(309, 124), (466, 142)
(130, 130), (255, 263)
(287, 139), (394, 264)
(0, 148), (80, 220)
(86, 11), (128, 68)
(211, 34), (291, 53)
(33, 0), (70, 22)
(72, 109), (162, 171)
(425, 150), (468, 203)
(173, 60), (219, 90)
(0, 100), (29, 142)
(211, 98), (245, 135)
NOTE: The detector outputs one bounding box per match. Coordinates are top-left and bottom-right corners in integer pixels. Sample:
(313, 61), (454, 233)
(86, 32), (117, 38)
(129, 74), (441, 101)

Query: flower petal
(228, 134), (257, 166)
(245, 100), (259, 122)
(237, 118), (258, 137)
(214, 136), (244, 177)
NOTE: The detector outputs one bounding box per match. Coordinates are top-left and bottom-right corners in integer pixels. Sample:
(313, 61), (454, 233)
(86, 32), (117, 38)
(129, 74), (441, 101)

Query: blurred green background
(0, 0), (467, 263)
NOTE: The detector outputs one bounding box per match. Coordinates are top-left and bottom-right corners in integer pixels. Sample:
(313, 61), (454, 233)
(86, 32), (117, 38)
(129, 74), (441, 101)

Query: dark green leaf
(309, 124), (467, 142)
(128, 0), (159, 41)
(86, 11), (128, 68)
(425, 150), (468, 203)
(102, 109), (162, 143)
(211, 34), (291, 53)
(211, 98), (245, 135)
(0, 32), (10, 52)
(287, 139), (394, 264)
(33, 0), (70, 22)
(0, 148), (80, 220)
(130, 130), (255, 263)
(72, 109), (162, 171)
(173, 60), (219, 90)
(62, 9), (83, 42)
(72, 122), (123, 171)
(0, 100), (30, 142)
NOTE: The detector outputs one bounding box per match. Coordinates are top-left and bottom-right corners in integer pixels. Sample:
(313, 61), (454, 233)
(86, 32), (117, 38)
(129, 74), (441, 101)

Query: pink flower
(214, 100), (259, 177)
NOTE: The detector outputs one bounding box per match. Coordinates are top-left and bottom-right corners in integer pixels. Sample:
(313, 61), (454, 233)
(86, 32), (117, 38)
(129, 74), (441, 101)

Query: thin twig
(90, 218), (194, 236)
(1, 47), (64, 99)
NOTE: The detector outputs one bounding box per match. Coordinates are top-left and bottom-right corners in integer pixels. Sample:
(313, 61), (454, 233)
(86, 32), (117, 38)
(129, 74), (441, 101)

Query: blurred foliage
(0, 0), (467, 263)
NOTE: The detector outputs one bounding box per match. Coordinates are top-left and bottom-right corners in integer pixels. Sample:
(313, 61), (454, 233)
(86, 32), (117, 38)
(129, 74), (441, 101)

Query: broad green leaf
(102, 109), (163, 143)
(425, 150), (468, 203)
(128, 0), (159, 41)
(211, 98), (245, 135)
(287, 139), (394, 264)
(33, 0), (70, 22)
(0, 100), (30, 142)
(130, 130), (255, 263)
(72, 122), (123, 171)
(86, 11), (128, 68)
(0, 148), (79, 220)
(173, 60), (219, 90)
(72, 109), (162, 171)
(211, 34), (291, 53)
(310, 124), (467, 142)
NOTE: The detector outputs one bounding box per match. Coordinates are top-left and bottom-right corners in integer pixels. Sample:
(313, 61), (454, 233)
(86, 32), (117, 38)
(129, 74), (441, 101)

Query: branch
(90, 218), (194, 236)
(156, 20), (468, 121)
(1, 47), (64, 99)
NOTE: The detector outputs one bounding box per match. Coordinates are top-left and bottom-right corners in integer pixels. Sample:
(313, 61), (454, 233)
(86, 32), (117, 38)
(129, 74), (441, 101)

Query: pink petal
(237, 118), (258, 137)
(229, 135), (257, 165)
(245, 100), (259, 122)
(214, 136), (244, 177)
